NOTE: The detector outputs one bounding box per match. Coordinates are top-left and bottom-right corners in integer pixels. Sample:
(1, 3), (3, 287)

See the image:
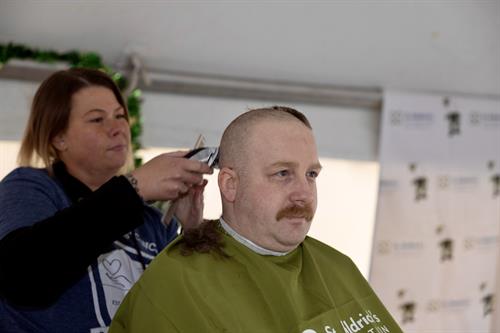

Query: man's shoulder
(136, 237), (224, 304)
(303, 236), (350, 259)
(302, 236), (375, 299)
(141, 237), (211, 280)
(303, 236), (361, 273)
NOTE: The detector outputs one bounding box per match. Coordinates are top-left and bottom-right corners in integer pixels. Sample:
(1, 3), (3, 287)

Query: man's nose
(289, 177), (314, 205)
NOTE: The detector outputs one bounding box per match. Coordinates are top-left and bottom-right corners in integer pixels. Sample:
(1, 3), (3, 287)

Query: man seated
(110, 106), (402, 333)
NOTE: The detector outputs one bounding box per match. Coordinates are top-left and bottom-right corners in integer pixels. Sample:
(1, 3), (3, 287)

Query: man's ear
(52, 134), (67, 152)
(218, 167), (238, 203)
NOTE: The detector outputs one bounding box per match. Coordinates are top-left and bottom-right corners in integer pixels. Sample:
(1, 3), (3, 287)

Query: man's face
(232, 119), (321, 252)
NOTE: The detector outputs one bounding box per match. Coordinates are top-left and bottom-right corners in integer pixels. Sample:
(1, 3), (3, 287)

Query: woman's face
(53, 86), (130, 184)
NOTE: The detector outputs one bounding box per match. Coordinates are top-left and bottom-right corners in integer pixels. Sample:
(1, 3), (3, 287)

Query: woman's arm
(0, 175), (144, 308)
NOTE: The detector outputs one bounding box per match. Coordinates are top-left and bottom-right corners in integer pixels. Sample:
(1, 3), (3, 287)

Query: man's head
(218, 106), (321, 252)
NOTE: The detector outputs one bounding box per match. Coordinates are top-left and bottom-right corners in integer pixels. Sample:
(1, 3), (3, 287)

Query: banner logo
(480, 282), (494, 317)
(470, 111), (500, 128)
(410, 163), (427, 201)
(376, 240), (424, 256)
(377, 240), (391, 255)
(438, 175), (478, 192)
(488, 161), (500, 198)
(443, 97), (461, 137)
(491, 175), (500, 197)
(436, 225), (453, 262)
(446, 112), (461, 137)
(412, 177), (427, 201)
(389, 110), (433, 128)
(397, 289), (416, 324)
(464, 235), (498, 251)
(426, 298), (470, 313)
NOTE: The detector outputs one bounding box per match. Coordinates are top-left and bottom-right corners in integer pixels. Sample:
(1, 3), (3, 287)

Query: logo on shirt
(97, 249), (144, 320)
(123, 232), (158, 253)
(339, 311), (382, 333)
(301, 310), (391, 333)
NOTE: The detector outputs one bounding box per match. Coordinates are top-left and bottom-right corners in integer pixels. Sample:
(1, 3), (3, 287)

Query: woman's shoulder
(0, 167), (68, 238)
(2, 166), (51, 183)
(1, 166), (64, 200)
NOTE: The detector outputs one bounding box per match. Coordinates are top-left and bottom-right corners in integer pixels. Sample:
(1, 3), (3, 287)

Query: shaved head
(218, 106), (312, 171)
(217, 106), (319, 252)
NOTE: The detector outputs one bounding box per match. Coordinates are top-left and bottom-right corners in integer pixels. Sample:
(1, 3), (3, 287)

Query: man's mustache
(276, 204), (314, 222)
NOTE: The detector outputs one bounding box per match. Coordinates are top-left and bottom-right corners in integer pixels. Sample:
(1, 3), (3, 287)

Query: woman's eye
(90, 117), (104, 123)
(116, 114), (127, 120)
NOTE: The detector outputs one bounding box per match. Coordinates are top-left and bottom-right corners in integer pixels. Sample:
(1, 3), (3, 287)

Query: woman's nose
(107, 118), (126, 137)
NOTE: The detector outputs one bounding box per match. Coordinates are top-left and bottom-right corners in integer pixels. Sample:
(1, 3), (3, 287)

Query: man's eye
(307, 170), (319, 179)
(276, 170), (289, 177)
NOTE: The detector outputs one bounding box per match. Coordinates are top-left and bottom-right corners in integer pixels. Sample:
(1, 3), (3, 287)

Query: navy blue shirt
(0, 164), (178, 332)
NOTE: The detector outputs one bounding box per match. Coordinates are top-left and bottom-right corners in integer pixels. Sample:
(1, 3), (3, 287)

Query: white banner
(370, 90), (500, 332)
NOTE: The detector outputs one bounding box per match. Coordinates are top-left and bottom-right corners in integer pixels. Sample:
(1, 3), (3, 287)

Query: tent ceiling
(1, 1), (499, 96)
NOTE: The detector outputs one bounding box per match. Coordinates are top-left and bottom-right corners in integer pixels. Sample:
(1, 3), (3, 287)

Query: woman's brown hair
(17, 68), (129, 169)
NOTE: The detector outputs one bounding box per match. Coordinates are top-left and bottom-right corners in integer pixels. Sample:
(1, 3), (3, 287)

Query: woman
(0, 68), (212, 332)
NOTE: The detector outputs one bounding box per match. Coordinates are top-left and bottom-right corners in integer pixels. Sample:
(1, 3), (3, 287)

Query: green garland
(0, 42), (143, 167)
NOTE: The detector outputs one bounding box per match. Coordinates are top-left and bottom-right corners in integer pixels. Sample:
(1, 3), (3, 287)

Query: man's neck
(219, 217), (290, 256)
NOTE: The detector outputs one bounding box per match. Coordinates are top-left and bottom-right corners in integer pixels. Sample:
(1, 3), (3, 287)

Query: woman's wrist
(124, 172), (143, 200)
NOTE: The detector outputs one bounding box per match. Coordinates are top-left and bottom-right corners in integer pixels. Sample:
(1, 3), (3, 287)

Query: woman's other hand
(173, 179), (207, 230)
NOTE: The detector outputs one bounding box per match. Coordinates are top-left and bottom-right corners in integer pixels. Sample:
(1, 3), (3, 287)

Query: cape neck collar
(219, 217), (291, 257)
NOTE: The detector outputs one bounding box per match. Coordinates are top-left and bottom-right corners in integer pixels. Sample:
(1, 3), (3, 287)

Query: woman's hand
(129, 151), (213, 202)
(173, 179), (207, 230)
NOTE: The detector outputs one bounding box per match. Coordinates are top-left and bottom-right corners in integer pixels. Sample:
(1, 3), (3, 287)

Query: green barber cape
(110, 228), (402, 333)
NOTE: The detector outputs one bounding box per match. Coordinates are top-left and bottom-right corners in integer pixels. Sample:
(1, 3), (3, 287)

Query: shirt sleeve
(0, 173), (147, 308)
(0, 168), (63, 239)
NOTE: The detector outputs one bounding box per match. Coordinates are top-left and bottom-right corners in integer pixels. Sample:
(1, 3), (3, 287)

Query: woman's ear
(218, 167), (238, 203)
(52, 134), (67, 152)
